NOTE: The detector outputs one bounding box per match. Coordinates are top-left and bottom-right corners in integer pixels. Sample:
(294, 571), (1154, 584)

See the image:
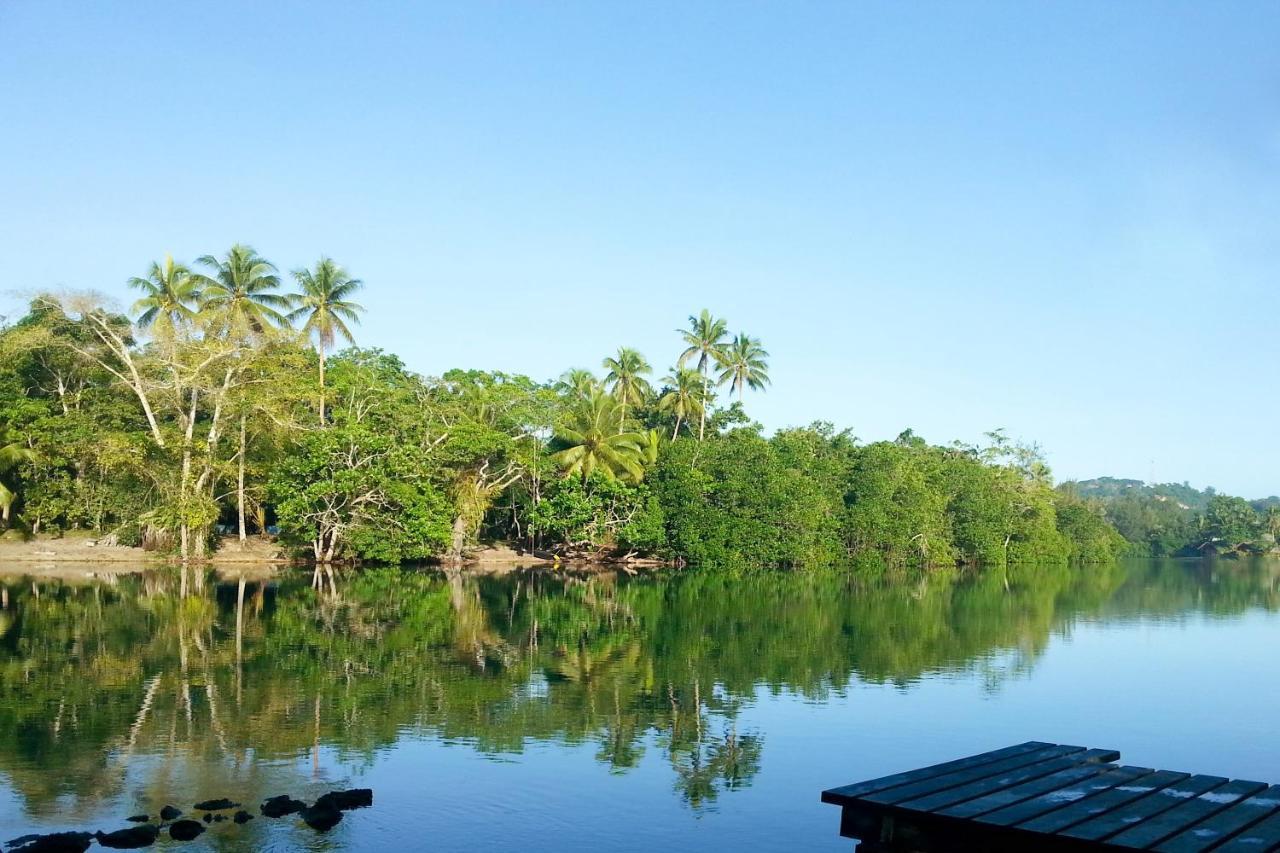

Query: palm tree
(0, 428), (35, 527)
(550, 391), (647, 483)
(128, 255), (200, 333)
(557, 368), (601, 401)
(715, 333), (770, 401)
(677, 310), (729, 440)
(657, 368), (706, 440)
(287, 258), (365, 424)
(193, 244), (289, 335)
(602, 347), (653, 428)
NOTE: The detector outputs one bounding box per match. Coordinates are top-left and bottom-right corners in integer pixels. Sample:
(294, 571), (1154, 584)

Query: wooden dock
(821, 741), (1280, 852)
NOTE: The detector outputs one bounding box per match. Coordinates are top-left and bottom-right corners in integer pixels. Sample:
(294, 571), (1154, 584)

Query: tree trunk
(237, 414), (247, 541)
(449, 515), (469, 562)
(671, 416), (682, 441)
(318, 346), (326, 426)
(698, 373), (708, 441)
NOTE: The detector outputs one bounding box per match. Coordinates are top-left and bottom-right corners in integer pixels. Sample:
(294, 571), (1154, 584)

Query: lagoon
(1, 559), (1277, 851)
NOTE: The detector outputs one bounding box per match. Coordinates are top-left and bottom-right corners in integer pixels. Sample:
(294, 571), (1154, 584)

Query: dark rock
(167, 820), (205, 842)
(201, 814), (213, 823)
(8, 832), (93, 853)
(260, 795), (306, 818)
(158, 806), (182, 821)
(95, 825), (159, 849)
(213, 815), (227, 823)
(124, 815), (149, 823)
(315, 788), (373, 811)
(192, 798), (238, 811)
(300, 803), (343, 832)
(232, 810), (254, 824)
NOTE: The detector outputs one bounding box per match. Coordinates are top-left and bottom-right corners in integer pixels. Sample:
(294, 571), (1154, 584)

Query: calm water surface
(1, 558), (1277, 851)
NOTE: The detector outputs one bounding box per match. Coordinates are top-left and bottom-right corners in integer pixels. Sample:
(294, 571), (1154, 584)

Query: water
(0, 558), (1277, 851)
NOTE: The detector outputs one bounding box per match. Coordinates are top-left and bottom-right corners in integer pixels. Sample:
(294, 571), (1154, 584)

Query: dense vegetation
(1061, 478), (1280, 557)
(0, 246), (1125, 569)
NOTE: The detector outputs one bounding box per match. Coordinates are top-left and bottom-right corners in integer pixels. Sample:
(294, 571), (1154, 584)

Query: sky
(2, 1), (1278, 496)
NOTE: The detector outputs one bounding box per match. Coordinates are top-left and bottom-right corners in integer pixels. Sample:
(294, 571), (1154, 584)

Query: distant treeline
(1061, 478), (1280, 557)
(1, 246), (1124, 569)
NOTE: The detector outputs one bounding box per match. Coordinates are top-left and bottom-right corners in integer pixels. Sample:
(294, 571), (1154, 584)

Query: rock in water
(95, 825), (159, 849)
(201, 814), (213, 824)
(124, 815), (149, 823)
(232, 810), (254, 824)
(192, 798), (239, 811)
(315, 788), (374, 811)
(260, 795), (306, 818)
(158, 806), (182, 821)
(9, 832), (94, 853)
(167, 820), (205, 842)
(301, 803), (343, 832)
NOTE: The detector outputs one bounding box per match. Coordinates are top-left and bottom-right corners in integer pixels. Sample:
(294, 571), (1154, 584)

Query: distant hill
(1064, 477), (1215, 511)
(1067, 477), (1279, 514)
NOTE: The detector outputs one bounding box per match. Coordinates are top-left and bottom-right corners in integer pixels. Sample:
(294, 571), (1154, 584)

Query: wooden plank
(1106, 778), (1269, 849)
(1206, 806), (1280, 853)
(976, 764), (1154, 828)
(1153, 784), (1280, 853)
(898, 749), (1122, 814)
(1014, 769), (1190, 835)
(820, 741), (1053, 804)
(863, 744), (1090, 806)
(937, 763), (1115, 820)
(1060, 774), (1229, 842)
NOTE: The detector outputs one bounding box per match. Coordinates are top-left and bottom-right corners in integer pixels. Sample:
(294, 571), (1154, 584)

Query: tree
(0, 426), (35, 526)
(287, 257), (365, 424)
(127, 255), (200, 334)
(193, 244), (289, 335)
(602, 347), (652, 428)
(677, 310), (728, 441)
(657, 369), (705, 440)
(550, 392), (647, 483)
(715, 333), (770, 401)
(557, 368), (600, 401)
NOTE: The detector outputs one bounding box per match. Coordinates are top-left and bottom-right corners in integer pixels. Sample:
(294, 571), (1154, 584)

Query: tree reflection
(0, 558), (1276, 819)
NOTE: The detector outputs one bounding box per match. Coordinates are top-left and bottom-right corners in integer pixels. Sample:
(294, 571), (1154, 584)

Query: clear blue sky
(2, 2), (1278, 496)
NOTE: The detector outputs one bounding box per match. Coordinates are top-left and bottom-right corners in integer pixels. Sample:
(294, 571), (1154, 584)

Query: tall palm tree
(657, 368), (706, 440)
(193, 244), (289, 336)
(128, 255), (200, 333)
(602, 347), (653, 428)
(715, 333), (770, 401)
(0, 428), (35, 527)
(677, 310), (729, 440)
(287, 257), (365, 424)
(550, 391), (647, 483)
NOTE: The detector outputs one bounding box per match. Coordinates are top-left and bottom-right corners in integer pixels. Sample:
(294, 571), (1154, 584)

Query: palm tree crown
(677, 309), (729, 374)
(288, 258), (365, 352)
(716, 333), (770, 400)
(657, 368), (706, 439)
(550, 391), (647, 483)
(602, 347), (653, 426)
(557, 368), (602, 401)
(128, 255), (200, 332)
(193, 244), (289, 335)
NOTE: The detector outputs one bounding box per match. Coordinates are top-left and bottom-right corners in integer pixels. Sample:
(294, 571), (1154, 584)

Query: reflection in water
(0, 559), (1277, 841)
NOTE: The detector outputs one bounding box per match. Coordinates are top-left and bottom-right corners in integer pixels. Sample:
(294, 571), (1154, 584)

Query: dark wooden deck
(821, 742), (1280, 852)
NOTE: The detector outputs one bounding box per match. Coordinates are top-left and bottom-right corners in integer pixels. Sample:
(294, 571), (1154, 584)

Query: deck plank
(1205, 806), (1280, 853)
(1013, 769), (1189, 835)
(936, 763), (1115, 820)
(975, 764), (1154, 828)
(897, 750), (1122, 814)
(1059, 775), (1229, 843)
(1153, 784), (1280, 853)
(863, 744), (1089, 806)
(820, 741), (1053, 804)
(1105, 778), (1269, 849)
